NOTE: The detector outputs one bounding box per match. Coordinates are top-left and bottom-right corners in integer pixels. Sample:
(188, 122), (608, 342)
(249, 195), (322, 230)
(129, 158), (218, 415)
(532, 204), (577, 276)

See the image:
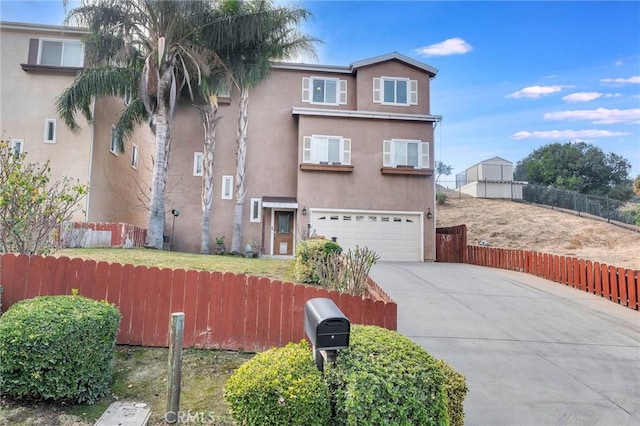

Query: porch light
(426, 208), (432, 219)
(302, 207), (307, 215)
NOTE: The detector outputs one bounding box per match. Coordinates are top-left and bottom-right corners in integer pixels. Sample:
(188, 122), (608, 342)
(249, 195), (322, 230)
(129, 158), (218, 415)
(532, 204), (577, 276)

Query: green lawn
(56, 248), (297, 282)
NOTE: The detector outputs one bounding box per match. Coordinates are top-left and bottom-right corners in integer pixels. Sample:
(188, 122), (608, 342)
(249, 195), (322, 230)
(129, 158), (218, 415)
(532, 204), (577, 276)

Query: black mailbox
(304, 298), (349, 371)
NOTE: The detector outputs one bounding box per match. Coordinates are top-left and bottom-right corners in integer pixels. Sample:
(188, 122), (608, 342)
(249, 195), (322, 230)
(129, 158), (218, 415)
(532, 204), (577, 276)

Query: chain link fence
(519, 184), (637, 226)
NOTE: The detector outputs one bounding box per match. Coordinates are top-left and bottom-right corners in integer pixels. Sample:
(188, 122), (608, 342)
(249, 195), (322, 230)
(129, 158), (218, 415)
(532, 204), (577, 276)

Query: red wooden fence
(0, 254), (397, 352)
(58, 222), (147, 248)
(465, 246), (639, 311)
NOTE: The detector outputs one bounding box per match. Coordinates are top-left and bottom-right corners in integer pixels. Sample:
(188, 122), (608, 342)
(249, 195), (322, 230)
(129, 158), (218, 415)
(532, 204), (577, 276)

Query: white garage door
(310, 209), (422, 262)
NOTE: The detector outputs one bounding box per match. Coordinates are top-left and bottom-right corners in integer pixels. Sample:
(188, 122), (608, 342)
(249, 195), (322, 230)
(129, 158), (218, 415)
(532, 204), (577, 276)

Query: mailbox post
(304, 298), (350, 371)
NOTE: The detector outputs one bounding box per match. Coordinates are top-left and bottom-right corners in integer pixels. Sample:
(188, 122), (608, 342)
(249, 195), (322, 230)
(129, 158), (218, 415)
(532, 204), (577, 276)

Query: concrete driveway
(369, 262), (640, 426)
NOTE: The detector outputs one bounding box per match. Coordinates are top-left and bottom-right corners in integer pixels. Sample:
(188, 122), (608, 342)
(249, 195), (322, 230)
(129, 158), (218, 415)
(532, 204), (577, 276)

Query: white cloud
(561, 92), (622, 103)
(414, 37), (473, 57)
(543, 108), (640, 124)
(507, 85), (573, 99)
(511, 129), (630, 140)
(615, 60), (624, 67)
(600, 76), (640, 85)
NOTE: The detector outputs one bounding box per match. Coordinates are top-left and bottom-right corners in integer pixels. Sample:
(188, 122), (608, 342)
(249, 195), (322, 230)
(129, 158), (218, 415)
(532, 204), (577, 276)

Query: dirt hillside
(435, 195), (640, 271)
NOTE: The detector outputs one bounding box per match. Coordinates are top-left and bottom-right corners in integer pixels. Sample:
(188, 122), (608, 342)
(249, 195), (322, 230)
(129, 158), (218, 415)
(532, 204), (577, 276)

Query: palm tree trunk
(145, 79), (172, 249)
(199, 99), (219, 254)
(230, 87), (249, 254)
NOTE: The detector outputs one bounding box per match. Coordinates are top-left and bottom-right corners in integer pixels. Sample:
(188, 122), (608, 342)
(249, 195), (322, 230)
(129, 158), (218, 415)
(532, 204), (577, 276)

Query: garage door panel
(310, 210), (421, 262)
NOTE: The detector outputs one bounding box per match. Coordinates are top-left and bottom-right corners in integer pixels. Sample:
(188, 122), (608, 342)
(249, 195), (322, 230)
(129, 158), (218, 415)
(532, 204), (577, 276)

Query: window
(221, 175), (233, 200)
(373, 77), (418, 106)
(110, 126), (120, 155)
(250, 198), (262, 223)
(383, 139), (429, 169)
(302, 135), (351, 165)
(10, 139), (24, 157)
(44, 119), (56, 143)
(217, 80), (231, 98)
(302, 77), (347, 105)
(193, 152), (203, 176)
(38, 39), (84, 67)
(131, 144), (139, 169)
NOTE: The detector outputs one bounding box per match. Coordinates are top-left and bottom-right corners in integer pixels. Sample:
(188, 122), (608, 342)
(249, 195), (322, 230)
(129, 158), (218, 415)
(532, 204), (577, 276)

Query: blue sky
(2, 0), (639, 182)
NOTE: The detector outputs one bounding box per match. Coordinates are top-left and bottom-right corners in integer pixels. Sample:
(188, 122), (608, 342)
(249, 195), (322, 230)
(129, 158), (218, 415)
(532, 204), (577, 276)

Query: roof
(274, 52), (438, 77)
(351, 52), (438, 76)
(0, 21), (87, 35)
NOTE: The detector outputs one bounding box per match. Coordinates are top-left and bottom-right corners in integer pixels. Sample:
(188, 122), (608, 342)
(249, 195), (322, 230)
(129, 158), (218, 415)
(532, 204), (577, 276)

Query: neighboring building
(456, 156), (526, 200)
(1, 21), (441, 262)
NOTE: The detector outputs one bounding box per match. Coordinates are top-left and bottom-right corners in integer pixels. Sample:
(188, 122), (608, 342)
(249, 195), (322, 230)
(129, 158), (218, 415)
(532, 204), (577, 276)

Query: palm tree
(209, 0), (316, 254)
(57, 0), (212, 249)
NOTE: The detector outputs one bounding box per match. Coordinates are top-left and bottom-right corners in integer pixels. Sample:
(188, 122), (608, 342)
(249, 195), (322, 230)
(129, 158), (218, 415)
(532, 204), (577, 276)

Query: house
(1, 21), (441, 262)
(455, 156), (526, 200)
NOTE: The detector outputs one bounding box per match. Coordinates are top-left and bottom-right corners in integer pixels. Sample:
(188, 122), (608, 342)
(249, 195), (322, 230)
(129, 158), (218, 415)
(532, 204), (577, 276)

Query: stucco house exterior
(1, 21), (441, 262)
(456, 156), (526, 200)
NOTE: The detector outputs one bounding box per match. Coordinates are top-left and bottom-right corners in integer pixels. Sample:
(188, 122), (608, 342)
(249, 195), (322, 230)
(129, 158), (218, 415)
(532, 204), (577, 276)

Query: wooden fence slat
(53, 256), (70, 297)
(141, 267), (161, 347)
(292, 285), (307, 343)
(572, 258), (580, 289)
(578, 260), (586, 292)
(256, 277), (272, 350)
(586, 261), (594, 294)
(193, 271), (212, 348)
(230, 274), (247, 349)
(170, 269), (186, 316)
(269, 281), (294, 346)
(153, 268), (173, 346)
(244, 276), (260, 350)
(627, 270), (638, 310)
(207, 272), (223, 348)
(609, 266), (619, 304)
(93, 261), (111, 301)
(182, 270), (199, 348)
(78, 259), (97, 299)
(117, 264), (137, 344)
(25, 255), (44, 300)
(601, 264), (611, 300)
(617, 267), (628, 307)
(593, 262), (602, 297)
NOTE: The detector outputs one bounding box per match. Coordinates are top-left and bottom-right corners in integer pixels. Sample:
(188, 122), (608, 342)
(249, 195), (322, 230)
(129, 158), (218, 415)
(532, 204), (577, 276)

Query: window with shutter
(382, 139), (430, 169)
(302, 135), (352, 165)
(375, 77), (417, 106)
(302, 76), (346, 106)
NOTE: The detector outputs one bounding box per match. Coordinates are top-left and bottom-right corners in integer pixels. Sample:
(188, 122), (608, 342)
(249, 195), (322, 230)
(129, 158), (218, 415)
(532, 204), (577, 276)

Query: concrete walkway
(369, 262), (640, 426)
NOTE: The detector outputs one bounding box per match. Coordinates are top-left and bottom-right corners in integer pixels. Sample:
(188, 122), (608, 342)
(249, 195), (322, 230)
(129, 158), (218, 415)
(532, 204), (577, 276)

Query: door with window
(274, 211), (294, 255)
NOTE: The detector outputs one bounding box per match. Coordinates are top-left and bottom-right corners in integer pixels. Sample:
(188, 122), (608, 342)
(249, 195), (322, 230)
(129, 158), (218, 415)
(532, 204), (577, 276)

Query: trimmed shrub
(325, 325), (454, 426)
(294, 238), (342, 283)
(0, 295), (121, 403)
(437, 359), (468, 426)
(224, 341), (331, 425)
(436, 191), (448, 205)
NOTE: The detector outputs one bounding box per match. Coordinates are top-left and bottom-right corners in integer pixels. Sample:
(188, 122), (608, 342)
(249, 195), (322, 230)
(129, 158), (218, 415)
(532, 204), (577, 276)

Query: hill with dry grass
(435, 195), (640, 270)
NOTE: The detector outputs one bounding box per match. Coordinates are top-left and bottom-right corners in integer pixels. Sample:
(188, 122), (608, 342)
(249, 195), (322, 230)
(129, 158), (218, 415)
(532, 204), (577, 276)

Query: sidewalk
(370, 262), (640, 426)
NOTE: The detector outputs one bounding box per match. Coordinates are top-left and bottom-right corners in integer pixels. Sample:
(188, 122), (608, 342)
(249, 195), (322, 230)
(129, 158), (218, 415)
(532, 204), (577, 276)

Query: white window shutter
(421, 142), (429, 169)
(410, 80), (418, 105)
(383, 140), (392, 167)
(302, 77), (311, 103)
(342, 138), (351, 165)
(373, 78), (381, 103)
(303, 136), (312, 163)
(339, 80), (347, 105)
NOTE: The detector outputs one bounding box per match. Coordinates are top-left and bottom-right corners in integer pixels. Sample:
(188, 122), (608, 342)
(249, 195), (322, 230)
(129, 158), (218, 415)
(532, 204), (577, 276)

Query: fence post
(166, 312), (185, 424)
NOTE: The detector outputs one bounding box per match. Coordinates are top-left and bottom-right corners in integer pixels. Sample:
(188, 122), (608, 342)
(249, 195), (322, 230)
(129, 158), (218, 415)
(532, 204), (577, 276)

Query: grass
(1, 248), (296, 425)
(56, 248), (297, 282)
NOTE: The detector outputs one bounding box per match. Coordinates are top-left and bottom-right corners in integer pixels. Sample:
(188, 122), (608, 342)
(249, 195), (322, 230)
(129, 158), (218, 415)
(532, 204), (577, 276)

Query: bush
(437, 359), (468, 426)
(294, 238), (342, 283)
(316, 247), (380, 296)
(0, 295), (121, 403)
(436, 191), (448, 205)
(224, 341), (331, 425)
(325, 325), (462, 426)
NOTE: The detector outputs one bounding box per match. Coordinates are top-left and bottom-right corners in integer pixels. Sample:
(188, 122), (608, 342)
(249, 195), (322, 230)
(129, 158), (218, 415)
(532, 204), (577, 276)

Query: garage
(309, 209), (423, 262)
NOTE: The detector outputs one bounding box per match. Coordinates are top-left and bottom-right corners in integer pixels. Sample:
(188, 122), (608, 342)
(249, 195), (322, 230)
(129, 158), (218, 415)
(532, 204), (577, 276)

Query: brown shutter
(28, 39), (39, 64)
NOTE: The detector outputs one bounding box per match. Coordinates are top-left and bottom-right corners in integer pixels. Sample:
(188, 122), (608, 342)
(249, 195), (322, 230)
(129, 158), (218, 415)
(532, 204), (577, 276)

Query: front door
(274, 211), (294, 255)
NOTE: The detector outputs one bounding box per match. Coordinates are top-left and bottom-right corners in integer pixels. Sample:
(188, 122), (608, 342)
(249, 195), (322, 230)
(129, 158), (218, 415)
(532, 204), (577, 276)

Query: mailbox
(304, 298), (350, 371)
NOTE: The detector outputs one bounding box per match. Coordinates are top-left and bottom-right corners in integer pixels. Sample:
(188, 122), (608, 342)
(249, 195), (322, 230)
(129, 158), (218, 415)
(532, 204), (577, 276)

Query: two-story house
(1, 20), (441, 262)
(166, 53), (441, 261)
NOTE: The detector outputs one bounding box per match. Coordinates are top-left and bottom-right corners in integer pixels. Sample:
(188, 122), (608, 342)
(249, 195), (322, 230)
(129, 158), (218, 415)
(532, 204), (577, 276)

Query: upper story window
(110, 126), (120, 155)
(302, 77), (347, 105)
(383, 139), (429, 169)
(131, 144), (139, 169)
(373, 77), (418, 106)
(38, 39), (84, 67)
(303, 135), (351, 165)
(44, 119), (56, 143)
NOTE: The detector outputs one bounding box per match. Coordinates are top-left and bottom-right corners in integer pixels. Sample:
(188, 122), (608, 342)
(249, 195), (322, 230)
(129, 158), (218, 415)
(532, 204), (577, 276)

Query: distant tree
(435, 161), (453, 184)
(514, 142), (633, 201)
(634, 175), (640, 196)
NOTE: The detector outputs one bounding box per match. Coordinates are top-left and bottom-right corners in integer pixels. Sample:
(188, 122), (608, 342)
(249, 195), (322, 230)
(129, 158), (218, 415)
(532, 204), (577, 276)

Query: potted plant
(214, 236), (226, 255)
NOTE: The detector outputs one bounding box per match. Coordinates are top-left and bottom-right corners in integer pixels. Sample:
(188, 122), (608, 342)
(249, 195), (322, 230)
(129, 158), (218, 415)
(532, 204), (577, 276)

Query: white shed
(456, 157), (526, 199)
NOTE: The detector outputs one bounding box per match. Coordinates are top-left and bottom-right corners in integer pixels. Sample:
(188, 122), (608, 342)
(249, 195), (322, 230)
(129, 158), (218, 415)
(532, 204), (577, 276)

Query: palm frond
(113, 98), (149, 152)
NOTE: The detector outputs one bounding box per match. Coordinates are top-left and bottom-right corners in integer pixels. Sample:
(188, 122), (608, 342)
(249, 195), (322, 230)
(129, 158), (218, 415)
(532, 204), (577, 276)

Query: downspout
(84, 97), (96, 223)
